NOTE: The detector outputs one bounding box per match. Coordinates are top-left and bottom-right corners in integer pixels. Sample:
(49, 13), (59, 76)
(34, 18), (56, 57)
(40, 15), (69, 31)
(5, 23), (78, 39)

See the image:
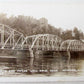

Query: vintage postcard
(0, 0), (84, 82)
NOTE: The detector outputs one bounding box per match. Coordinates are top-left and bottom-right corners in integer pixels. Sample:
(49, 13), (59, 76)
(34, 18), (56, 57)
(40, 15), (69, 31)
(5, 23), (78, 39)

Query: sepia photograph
(0, 0), (84, 83)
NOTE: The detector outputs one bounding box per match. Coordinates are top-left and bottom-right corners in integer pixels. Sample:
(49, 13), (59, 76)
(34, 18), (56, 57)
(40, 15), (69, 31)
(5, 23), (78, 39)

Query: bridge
(0, 24), (84, 57)
(0, 24), (25, 50)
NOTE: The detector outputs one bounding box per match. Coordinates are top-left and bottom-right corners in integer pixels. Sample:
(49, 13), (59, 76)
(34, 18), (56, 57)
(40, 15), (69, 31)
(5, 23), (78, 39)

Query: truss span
(60, 40), (84, 51)
(21, 34), (62, 51)
(0, 24), (25, 49)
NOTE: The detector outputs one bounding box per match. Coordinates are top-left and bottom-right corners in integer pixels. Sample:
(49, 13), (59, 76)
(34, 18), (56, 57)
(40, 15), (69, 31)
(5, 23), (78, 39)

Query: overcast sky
(0, 0), (84, 32)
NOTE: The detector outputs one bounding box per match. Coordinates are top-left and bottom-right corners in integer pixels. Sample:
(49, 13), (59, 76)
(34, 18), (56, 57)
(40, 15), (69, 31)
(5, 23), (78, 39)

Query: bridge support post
(29, 49), (34, 58)
(29, 58), (34, 71)
(58, 51), (63, 72)
(67, 51), (71, 68)
(1, 25), (4, 45)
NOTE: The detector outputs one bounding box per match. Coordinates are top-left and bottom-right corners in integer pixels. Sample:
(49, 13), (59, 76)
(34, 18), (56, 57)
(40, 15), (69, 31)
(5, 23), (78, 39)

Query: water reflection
(0, 53), (84, 76)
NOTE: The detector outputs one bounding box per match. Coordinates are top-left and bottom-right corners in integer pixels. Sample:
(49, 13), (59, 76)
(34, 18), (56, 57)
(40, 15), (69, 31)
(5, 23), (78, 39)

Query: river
(0, 52), (84, 77)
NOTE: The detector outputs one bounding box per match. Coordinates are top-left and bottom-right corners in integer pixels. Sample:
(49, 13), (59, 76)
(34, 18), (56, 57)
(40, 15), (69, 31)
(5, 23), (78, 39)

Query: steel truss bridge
(0, 24), (84, 57)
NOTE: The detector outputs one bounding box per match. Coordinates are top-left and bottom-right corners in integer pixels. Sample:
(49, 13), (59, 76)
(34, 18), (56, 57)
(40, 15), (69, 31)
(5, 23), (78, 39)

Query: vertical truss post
(21, 35), (25, 49)
(54, 42), (56, 50)
(21, 35), (24, 44)
(36, 37), (39, 50)
(47, 35), (49, 50)
(12, 30), (15, 47)
(51, 36), (54, 50)
(31, 37), (34, 48)
(10, 36), (12, 46)
(42, 36), (44, 50)
(53, 40), (55, 50)
(1, 25), (4, 45)
(1, 32), (13, 49)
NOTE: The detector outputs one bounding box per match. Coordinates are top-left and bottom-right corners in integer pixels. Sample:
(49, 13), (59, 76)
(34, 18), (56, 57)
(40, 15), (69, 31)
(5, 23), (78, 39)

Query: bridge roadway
(0, 24), (84, 57)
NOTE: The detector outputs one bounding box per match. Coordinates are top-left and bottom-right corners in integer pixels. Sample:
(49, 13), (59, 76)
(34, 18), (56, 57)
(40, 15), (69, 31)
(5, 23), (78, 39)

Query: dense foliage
(0, 13), (84, 40)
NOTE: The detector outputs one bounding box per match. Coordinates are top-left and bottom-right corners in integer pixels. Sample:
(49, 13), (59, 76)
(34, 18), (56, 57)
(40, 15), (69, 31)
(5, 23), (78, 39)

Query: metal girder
(60, 40), (70, 50)
(12, 34), (24, 49)
(0, 24), (25, 49)
(60, 40), (84, 51)
(1, 31), (14, 49)
(21, 34), (62, 51)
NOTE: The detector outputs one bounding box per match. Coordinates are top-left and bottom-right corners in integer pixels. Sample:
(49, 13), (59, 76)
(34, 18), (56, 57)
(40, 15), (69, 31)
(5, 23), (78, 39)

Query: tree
(0, 13), (84, 40)
(61, 30), (73, 40)
(73, 27), (80, 40)
(0, 13), (8, 24)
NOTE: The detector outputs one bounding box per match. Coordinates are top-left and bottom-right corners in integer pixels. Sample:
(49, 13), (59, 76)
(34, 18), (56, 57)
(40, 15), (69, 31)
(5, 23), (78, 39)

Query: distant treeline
(0, 13), (84, 40)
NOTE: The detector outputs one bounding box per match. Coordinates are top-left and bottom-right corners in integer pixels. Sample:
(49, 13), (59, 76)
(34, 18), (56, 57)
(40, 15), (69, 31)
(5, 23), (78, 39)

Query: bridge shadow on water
(0, 50), (84, 76)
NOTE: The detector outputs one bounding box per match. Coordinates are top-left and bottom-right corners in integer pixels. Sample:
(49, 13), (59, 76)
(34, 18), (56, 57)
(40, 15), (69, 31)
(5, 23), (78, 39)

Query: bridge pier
(67, 51), (71, 61)
(29, 58), (34, 71)
(67, 51), (71, 68)
(29, 49), (41, 58)
(29, 49), (34, 58)
(28, 49), (41, 58)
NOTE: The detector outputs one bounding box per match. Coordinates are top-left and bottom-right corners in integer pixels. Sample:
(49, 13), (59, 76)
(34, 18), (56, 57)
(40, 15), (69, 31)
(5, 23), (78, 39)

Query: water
(0, 53), (84, 77)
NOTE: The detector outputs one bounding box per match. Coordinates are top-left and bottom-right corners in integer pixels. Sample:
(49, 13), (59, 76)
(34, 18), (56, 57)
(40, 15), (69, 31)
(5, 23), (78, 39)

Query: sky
(0, 0), (84, 32)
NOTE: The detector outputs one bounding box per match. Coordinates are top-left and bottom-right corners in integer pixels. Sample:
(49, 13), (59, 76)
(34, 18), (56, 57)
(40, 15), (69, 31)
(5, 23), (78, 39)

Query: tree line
(0, 13), (84, 40)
